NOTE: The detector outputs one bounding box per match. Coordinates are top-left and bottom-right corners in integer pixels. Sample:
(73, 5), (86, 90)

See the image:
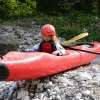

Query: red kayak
(0, 42), (100, 81)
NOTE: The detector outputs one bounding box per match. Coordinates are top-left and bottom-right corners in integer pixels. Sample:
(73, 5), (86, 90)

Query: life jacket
(38, 40), (56, 54)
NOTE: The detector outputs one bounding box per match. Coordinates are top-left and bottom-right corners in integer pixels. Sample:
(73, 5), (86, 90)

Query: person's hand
(52, 51), (59, 55)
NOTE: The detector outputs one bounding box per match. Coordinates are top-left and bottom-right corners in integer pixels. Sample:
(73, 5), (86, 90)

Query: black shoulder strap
(39, 41), (44, 52)
(50, 41), (56, 52)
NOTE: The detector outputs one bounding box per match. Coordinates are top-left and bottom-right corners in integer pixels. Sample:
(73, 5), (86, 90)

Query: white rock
(30, 93), (34, 98)
(55, 95), (61, 100)
(75, 93), (82, 99)
(37, 83), (43, 89)
(81, 90), (91, 96)
(90, 66), (100, 72)
(9, 82), (19, 91)
(75, 72), (92, 81)
(38, 93), (44, 99)
(7, 90), (14, 99)
(59, 83), (67, 87)
(17, 90), (29, 99)
(53, 86), (60, 92)
(94, 73), (100, 78)
(93, 76), (100, 81)
(21, 96), (30, 100)
(58, 77), (68, 83)
(67, 81), (74, 86)
(49, 91), (57, 96)
(44, 81), (53, 88)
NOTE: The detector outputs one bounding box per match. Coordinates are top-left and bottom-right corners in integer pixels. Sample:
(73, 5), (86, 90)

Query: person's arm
(55, 43), (66, 55)
(26, 43), (40, 52)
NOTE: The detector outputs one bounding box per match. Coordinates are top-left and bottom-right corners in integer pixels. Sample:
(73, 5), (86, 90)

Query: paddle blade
(62, 32), (88, 46)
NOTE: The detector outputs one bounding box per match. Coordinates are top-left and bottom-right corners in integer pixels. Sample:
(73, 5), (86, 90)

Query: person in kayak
(27, 24), (66, 55)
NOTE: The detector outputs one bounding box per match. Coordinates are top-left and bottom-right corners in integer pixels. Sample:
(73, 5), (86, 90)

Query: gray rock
(0, 36), (19, 55)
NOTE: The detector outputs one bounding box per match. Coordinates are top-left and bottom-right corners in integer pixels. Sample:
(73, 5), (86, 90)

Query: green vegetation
(0, 0), (100, 43)
(0, 0), (36, 18)
(33, 12), (100, 42)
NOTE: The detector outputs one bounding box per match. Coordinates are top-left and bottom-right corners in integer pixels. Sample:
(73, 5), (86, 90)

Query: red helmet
(41, 24), (56, 35)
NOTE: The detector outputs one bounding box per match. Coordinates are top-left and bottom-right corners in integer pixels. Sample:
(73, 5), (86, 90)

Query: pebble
(0, 21), (100, 99)
(75, 72), (92, 81)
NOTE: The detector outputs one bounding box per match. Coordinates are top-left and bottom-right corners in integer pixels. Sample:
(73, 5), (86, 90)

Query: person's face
(42, 35), (52, 41)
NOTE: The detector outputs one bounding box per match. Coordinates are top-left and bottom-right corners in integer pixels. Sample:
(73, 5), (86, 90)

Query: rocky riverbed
(0, 21), (100, 100)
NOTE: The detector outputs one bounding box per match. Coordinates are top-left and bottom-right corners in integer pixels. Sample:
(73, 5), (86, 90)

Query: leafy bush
(0, 0), (17, 17)
(36, 0), (80, 15)
(0, 0), (36, 18)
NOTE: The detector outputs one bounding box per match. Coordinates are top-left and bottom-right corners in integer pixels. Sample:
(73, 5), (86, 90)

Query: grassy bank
(0, 12), (100, 43)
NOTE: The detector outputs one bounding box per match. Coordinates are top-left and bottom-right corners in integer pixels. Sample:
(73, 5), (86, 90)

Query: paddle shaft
(65, 46), (100, 55)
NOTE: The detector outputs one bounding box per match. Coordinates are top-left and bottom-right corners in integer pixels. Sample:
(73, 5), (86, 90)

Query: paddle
(62, 32), (88, 46)
(61, 32), (100, 55)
